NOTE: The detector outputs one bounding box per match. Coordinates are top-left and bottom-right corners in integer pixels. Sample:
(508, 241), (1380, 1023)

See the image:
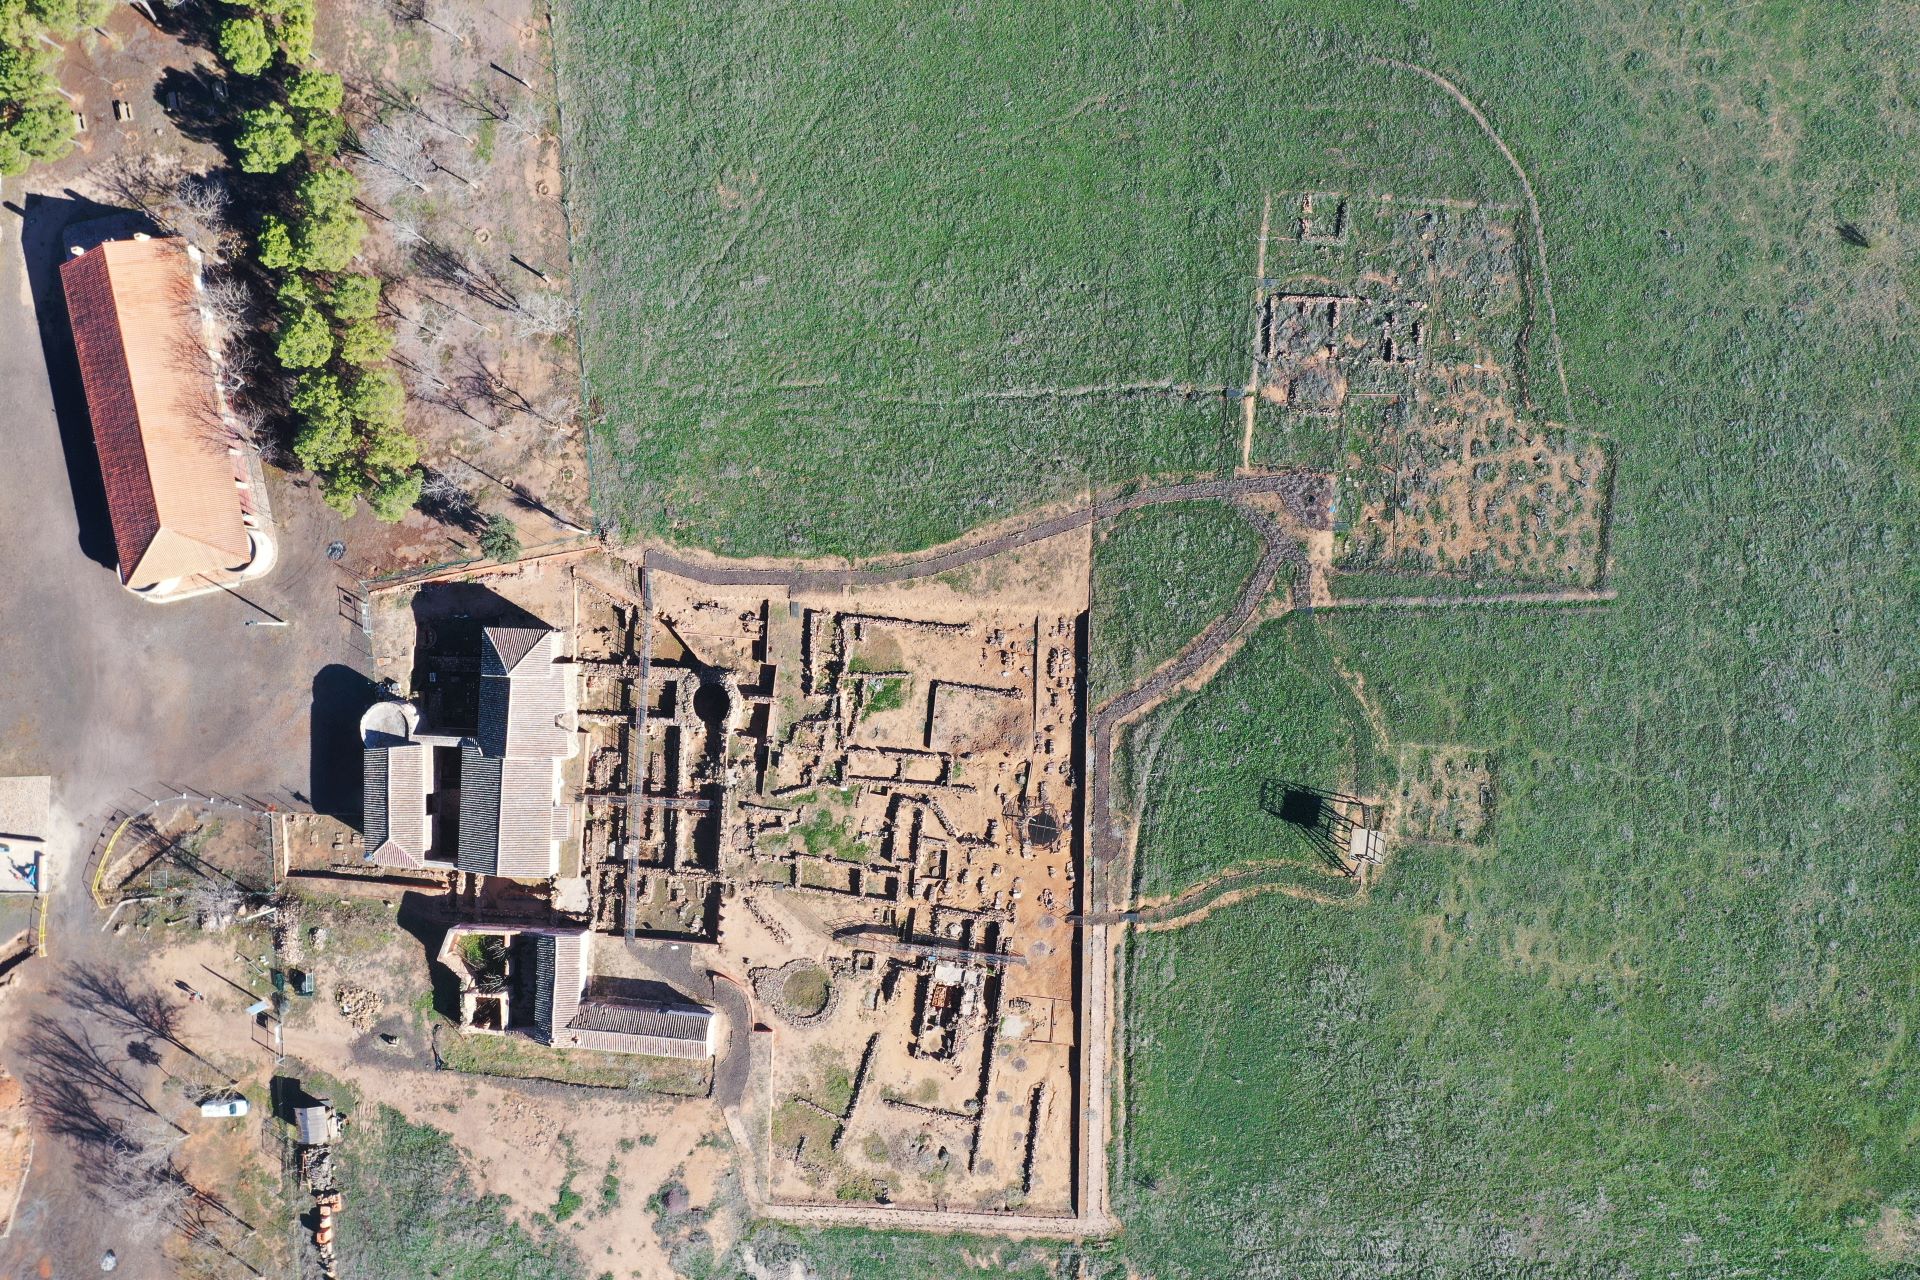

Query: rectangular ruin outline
(568, 554), (1108, 1233)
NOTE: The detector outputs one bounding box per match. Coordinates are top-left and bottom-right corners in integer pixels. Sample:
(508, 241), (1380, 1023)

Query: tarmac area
(0, 184), (378, 1279)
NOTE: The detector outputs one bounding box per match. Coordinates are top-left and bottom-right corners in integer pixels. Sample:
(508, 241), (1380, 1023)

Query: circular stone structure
(781, 964), (831, 1018)
(1027, 808), (1062, 848)
(754, 958), (840, 1026)
(359, 699), (419, 748)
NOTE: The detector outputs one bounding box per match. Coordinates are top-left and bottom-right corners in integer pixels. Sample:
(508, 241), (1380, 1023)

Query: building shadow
(308, 664), (381, 822)
(407, 583), (550, 734)
(395, 891), (463, 1022)
(19, 191), (163, 572)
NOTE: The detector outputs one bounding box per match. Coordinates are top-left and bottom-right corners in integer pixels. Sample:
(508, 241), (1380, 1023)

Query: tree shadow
(19, 191), (165, 572)
(310, 664), (382, 822)
(151, 64), (234, 148)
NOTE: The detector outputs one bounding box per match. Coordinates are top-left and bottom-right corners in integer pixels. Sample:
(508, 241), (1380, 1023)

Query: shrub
(217, 16), (274, 78)
(344, 367), (404, 430)
(365, 468), (422, 522)
(317, 466), (361, 516)
(266, 0), (315, 61)
(478, 515), (522, 562)
(26, 0), (114, 26)
(275, 272), (318, 309)
(285, 68), (342, 116)
(325, 274), (382, 323)
(0, 43), (73, 175)
(290, 373), (351, 470)
(286, 69), (344, 154)
(274, 304), (333, 369)
(298, 111), (344, 157)
(289, 165), (364, 270)
(256, 215), (297, 270)
(235, 102), (299, 173)
(337, 318), (392, 366)
(361, 417), (418, 473)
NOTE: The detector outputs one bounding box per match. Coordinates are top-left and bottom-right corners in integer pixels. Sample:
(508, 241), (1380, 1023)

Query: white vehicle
(198, 1097), (249, 1119)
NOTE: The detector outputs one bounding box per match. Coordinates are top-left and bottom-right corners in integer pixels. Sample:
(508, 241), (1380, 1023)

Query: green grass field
(1119, 617), (1377, 899)
(1089, 502), (1265, 705)
(553, 2), (1512, 555)
(335, 1104), (581, 1280)
(554, 0), (1920, 1275)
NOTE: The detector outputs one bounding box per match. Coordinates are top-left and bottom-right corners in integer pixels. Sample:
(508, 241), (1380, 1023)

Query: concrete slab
(0, 777), (49, 895)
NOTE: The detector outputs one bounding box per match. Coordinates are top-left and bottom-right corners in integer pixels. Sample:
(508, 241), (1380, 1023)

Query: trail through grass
(555, 0), (1920, 1273)
(1090, 501), (1266, 706)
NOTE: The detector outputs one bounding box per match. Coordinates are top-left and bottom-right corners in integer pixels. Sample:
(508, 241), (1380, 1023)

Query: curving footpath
(1080, 858), (1359, 931)
(1085, 502), (1303, 893)
(642, 471), (1322, 591)
(632, 470), (1315, 1238)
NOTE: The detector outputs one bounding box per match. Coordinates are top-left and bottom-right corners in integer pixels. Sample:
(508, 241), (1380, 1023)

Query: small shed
(295, 1103), (334, 1147)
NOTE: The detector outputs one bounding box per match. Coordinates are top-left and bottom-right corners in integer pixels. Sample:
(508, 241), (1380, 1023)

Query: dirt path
(641, 471), (1321, 591)
(1366, 55), (1573, 415)
(1325, 587), (1617, 610)
(1082, 859), (1357, 931)
(629, 469), (1313, 1237)
(593, 468), (1608, 1238)
(1086, 503), (1305, 898)
(1240, 192), (1273, 471)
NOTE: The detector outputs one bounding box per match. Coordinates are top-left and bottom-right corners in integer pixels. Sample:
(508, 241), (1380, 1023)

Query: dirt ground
(275, 889), (741, 1280)
(317, 0), (595, 562)
(3, 880), (744, 1280)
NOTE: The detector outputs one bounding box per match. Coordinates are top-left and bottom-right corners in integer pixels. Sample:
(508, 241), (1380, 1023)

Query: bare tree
(413, 240), (519, 312)
(97, 150), (185, 218)
(354, 114), (438, 201)
(386, 208), (429, 249)
(184, 879), (244, 931)
(511, 290), (574, 340)
(498, 101), (557, 148)
(62, 966), (190, 1059)
(420, 468), (484, 532)
(157, 173), (234, 261)
(535, 391), (581, 432)
(96, 1121), (193, 1239)
(435, 79), (508, 125)
(456, 349), (536, 419)
(21, 1017), (170, 1128)
(388, 0), (474, 48)
(199, 272), (253, 332)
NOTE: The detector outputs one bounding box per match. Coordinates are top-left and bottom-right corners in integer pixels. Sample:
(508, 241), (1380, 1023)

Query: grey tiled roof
(571, 998), (711, 1042)
(363, 749), (388, 848)
(478, 627), (570, 758)
(454, 748), (560, 879)
(534, 930), (712, 1060)
(364, 743), (428, 867)
(455, 746), (502, 876)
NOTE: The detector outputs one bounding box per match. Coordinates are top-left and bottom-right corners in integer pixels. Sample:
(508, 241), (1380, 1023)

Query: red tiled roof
(60, 237), (250, 590)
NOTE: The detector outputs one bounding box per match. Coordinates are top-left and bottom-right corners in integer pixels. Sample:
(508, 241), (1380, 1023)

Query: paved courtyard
(0, 187), (380, 919)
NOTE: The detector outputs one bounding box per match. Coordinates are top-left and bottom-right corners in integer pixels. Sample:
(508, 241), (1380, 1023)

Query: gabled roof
(534, 932), (712, 1059)
(60, 238), (250, 589)
(363, 743), (429, 867)
(455, 747), (502, 876)
(477, 627), (571, 758)
(483, 625), (549, 675)
(571, 995), (712, 1042)
(455, 747), (563, 879)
